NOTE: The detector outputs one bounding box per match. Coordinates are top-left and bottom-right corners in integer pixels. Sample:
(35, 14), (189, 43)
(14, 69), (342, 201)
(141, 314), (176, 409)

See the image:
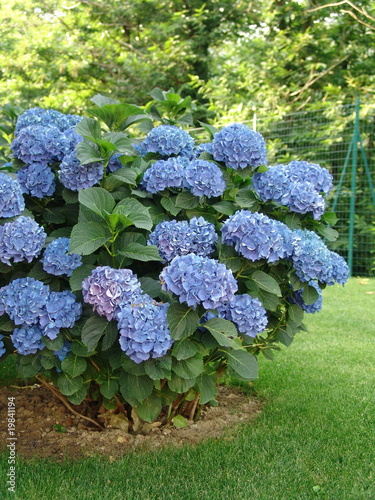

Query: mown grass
(1, 278), (374, 500)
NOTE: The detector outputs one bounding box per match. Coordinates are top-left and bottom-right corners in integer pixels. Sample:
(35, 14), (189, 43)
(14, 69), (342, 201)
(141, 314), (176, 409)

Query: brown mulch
(0, 384), (262, 461)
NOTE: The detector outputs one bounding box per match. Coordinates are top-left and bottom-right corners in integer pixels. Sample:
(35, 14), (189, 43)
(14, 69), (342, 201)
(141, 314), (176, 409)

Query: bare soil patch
(0, 384), (262, 461)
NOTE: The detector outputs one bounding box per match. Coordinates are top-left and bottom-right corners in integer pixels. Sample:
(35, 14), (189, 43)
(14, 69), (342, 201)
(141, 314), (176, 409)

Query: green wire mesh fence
(254, 100), (375, 277)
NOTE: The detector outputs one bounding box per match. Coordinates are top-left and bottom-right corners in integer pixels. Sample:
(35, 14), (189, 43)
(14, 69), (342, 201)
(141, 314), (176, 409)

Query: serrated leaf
(167, 303), (200, 340)
(78, 187), (116, 219)
(225, 349), (258, 380)
(100, 379), (119, 399)
(219, 244), (242, 272)
(139, 277), (162, 298)
(250, 270), (282, 296)
(212, 201), (236, 215)
(120, 243), (161, 262)
(76, 141), (103, 165)
(81, 316), (118, 351)
(202, 318), (242, 350)
(70, 222), (111, 255)
(75, 117), (101, 142)
(119, 372), (154, 404)
(69, 264), (95, 291)
(113, 198), (153, 230)
(175, 192), (200, 209)
(172, 338), (198, 360)
(195, 372), (217, 404)
(172, 355), (204, 379)
(90, 94), (120, 106)
(235, 188), (260, 209)
(41, 334), (64, 351)
(67, 385), (88, 405)
(110, 167), (137, 186)
(168, 374), (196, 393)
(172, 414), (189, 428)
(144, 356), (172, 380)
(302, 284), (320, 305)
(136, 392), (162, 422)
(288, 304), (304, 326)
(160, 196), (181, 216)
(57, 373), (84, 396)
(70, 340), (96, 357)
(61, 354), (87, 378)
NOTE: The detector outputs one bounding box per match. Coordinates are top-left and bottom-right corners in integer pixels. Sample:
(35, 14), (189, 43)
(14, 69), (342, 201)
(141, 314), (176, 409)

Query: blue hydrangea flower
(139, 125), (194, 157)
(193, 143), (213, 157)
(160, 253), (238, 309)
(63, 128), (83, 155)
(0, 334), (6, 357)
(11, 125), (67, 165)
(0, 216), (46, 265)
(117, 295), (173, 363)
(212, 123), (267, 170)
(54, 341), (72, 362)
(221, 210), (293, 263)
(218, 294), (268, 337)
(15, 107), (81, 134)
(184, 160), (226, 198)
(39, 291), (82, 340)
(290, 230), (346, 284)
(58, 151), (104, 191)
(286, 161), (333, 194)
(107, 153), (123, 173)
(141, 157), (188, 193)
(16, 163), (56, 199)
(0, 277), (50, 326)
(289, 281), (323, 313)
(11, 325), (44, 355)
(42, 237), (82, 277)
(0, 173), (25, 217)
(148, 217), (218, 262)
(82, 266), (142, 321)
(253, 165), (326, 220)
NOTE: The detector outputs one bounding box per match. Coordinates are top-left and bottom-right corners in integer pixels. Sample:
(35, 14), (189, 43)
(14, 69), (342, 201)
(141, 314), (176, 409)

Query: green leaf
(302, 284), (320, 305)
(41, 334), (64, 351)
(69, 264), (95, 292)
(219, 244), (242, 272)
(81, 316), (118, 351)
(277, 327), (294, 347)
(78, 187), (115, 219)
(57, 373), (84, 396)
(136, 392), (162, 422)
(175, 192), (200, 209)
(139, 277), (162, 298)
(225, 349), (258, 380)
(61, 354), (87, 378)
(88, 103), (144, 131)
(0, 316), (15, 332)
(90, 94), (120, 106)
(195, 372), (217, 404)
(76, 141), (103, 165)
(113, 198), (153, 231)
(70, 340), (96, 357)
(160, 196), (181, 216)
(235, 188), (260, 209)
(212, 201), (236, 215)
(121, 356), (147, 376)
(288, 304), (304, 326)
(316, 224), (339, 241)
(321, 211), (338, 227)
(119, 373), (154, 404)
(101, 322), (119, 351)
(172, 414), (189, 428)
(202, 318), (242, 350)
(172, 338), (198, 360)
(167, 303), (200, 340)
(168, 374), (196, 393)
(144, 356), (172, 380)
(75, 117), (101, 142)
(110, 167), (137, 187)
(172, 355), (204, 379)
(67, 385), (88, 405)
(70, 222), (111, 255)
(120, 243), (161, 262)
(250, 270), (282, 296)
(100, 379), (119, 399)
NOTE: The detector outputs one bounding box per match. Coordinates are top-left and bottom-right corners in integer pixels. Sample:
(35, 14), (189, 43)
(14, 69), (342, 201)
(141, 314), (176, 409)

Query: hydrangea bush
(0, 91), (349, 427)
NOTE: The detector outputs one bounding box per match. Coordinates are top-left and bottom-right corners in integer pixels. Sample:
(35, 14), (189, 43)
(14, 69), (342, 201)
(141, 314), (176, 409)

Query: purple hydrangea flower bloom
(16, 163), (56, 199)
(0, 173), (25, 217)
(148, 216), (218, 262)
(39, 291), (82, 340)
(117, 295), (173, 363)
(11, 325), (44, 355)
(54, 341), (72, 362)
(160, 253), (238, 309)
(11, 125), (67, 165)
(42, 237), (82, 277)
(0, 216), (46, 265)
(212, 123), (267, 170)
(141, 157), (189, 193)
(221, 210), (293, 263)
(289, 281), (323, 313)
(58, 151), (104, 191)
(82, 266), (142, 321)
(253, 164), (327, 220)
(0, 334), (6, 357)
(218, 294), (268, 337)
(184, 160), (226, 198)
(15, 107), (81, 134)
(0, 278), (50, 326)
(139, 125), (194, 157)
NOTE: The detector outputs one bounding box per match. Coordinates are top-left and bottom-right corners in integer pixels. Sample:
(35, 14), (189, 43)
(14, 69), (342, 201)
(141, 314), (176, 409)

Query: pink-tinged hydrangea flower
(160, 253), (238, 309)
(0, 216), (46, 265)
(39, 291), (82, 340)
(0, 278), (50, 326)
(289, 281), (323, 313)
(0, 173), (25, 218)
(184, 160), (226, 198)
(42, 237), (82, 277)
(138, 125), (194, 157)
(141, 157), (189, 193)
(82, 266), (142, 321)
(117, 295), (173, 363)
(212, 123), (267, 170)
(58, 151), (104, 191)
(148, 217), (218, 261)
(11, 325), (44, 355)
(16, 163), (56, 199)
(218, 294), (268, 337)
(221, 210), (293, 263)
(11, 125), (67, 164)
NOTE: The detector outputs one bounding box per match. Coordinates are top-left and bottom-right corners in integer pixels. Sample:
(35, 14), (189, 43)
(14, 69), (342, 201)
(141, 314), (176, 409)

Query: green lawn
(1, 278), (374, 500)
